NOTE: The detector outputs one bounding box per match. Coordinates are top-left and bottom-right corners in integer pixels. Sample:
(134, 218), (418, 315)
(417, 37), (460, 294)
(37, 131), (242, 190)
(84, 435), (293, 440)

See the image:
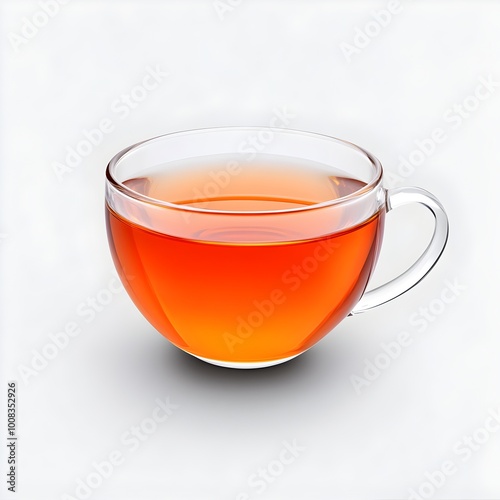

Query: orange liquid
(106, 158), (384, 363)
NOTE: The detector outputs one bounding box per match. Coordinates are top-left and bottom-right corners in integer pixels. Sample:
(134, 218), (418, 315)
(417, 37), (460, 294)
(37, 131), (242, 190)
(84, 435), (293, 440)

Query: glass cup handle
(350, 186), (449, 315)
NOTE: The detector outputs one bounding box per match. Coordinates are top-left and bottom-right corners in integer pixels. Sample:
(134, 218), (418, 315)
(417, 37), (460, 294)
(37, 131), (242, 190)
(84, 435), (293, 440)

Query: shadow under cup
(105, 128), (447, 368)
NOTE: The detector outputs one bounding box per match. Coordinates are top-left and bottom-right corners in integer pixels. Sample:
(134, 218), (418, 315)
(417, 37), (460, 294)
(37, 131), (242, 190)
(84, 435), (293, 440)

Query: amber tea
(106, 155), (385, 364)
(105, 128), (448, 369)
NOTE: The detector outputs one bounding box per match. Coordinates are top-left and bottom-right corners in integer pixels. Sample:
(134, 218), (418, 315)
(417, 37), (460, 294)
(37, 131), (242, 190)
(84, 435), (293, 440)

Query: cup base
(189, 353), (301, 369)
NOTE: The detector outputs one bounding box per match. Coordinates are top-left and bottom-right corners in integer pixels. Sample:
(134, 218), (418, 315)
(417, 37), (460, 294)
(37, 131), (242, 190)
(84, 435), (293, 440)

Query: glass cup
(105, 127), (448, 369)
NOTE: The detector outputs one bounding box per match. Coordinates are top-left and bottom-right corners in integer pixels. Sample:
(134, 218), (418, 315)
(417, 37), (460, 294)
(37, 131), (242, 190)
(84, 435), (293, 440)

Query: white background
(1, 1), (500, 499)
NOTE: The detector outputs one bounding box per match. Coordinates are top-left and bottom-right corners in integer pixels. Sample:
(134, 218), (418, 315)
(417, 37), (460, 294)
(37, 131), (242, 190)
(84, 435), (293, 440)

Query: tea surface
(106, 156), (384, 362)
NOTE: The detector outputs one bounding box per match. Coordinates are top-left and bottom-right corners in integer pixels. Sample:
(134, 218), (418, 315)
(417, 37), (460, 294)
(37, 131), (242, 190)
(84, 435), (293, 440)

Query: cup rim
(105, 126), (384, 215)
